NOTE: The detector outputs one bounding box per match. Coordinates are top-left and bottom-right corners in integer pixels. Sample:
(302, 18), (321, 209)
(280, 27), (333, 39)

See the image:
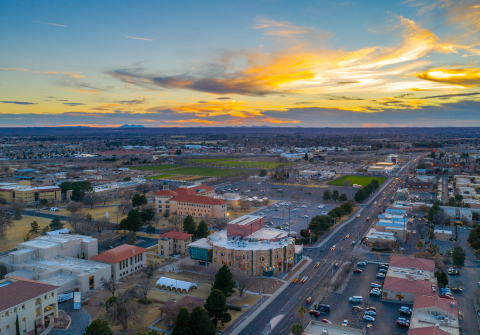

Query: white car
(301, 205), (307, 208)
(302, 215), (309, 218)
(50, 207), (60, 212)
(342, 320), (348, 327)
(322, 211), (328, 215)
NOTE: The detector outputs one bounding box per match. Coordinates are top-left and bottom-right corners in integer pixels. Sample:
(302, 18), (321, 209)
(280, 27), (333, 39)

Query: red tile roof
(0, 277), (59, 313)
(155, 190), (178, 196)
(408, 327), (450, 335)
(171, 195), (226, 205)
(390, 255), (435, 271)
(159, 231), (193, 240)
(90, 244), (148, 264)
(174, 185), (214, 196)
(383, 276), (437, 296)
(413, 295), (458, 316)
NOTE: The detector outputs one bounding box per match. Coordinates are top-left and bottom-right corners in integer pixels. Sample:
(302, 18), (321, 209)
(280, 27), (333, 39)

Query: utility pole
(116, 190), (118, 224)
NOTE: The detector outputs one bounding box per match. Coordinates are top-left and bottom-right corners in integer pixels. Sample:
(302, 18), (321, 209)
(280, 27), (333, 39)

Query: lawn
(148, 174), (178, 180)
(187, 158), (294, 169)
(2, 216), (51, 251)
(329, 175), (386, 187)
(171, 167), (249, 177)
(187, 158), (238, 163)
(132, 164), (181, 171)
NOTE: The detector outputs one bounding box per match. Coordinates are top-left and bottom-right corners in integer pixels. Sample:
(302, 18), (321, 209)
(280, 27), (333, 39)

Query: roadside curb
(228, 258), (312, 335)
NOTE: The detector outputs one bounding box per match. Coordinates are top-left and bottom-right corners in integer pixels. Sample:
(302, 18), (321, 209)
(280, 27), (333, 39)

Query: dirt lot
(1, 215), (51, 251)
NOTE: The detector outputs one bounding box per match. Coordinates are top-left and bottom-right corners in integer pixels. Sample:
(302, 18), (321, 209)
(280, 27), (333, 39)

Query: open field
(171, 167), (249, 177)
(39, 201), (128, 222)
(186, 158), (237, 163)
(132, 165), (181, 171)
(329, 175), (386, 187)
(187, 158), (294, 169)
(148, 174), (178, 180)
(1, 216), (51, 251)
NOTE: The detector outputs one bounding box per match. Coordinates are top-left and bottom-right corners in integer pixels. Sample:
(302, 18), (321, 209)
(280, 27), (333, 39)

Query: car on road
(371, 283), (382, 289)
(300, 276), (308, 283)
(50, 207), (60, 212)
(306, 297), (312, 304)
(292, 277), (299, 283)
(412, 230), (416, 234)
(376, 273), (386, 279)
(331, 245), (336, 251)
(353, 269), (362, 274)
(364, 310), (377, 316)
(351, 241), (356, 245)
(314, 262), (320, 268)
(317, 205), (324, 209)
(309, 310), (320, 317)
(357, 214), (360, 217)
(342, 320), (348, 327)
(357, 262), (366, 266)
(345, 234), (350, 239)
(295, 205), (300, 208)
(302, 215), (309, 218)
(322, 211), (327, 215)
(363, 315), (375, 322)
(321, 319), (332, 324)
(349, 296), (362, 303)
(451, 287), (463, 293)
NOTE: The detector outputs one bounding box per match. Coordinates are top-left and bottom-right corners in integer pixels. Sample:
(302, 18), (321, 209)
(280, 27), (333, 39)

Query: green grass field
(187, 158), (237, 163)
(148, 174), (179, 180)
(132, 165), (181, 171)
(329, 175), (386, 187)
(172, 167), (249, 177)
(186, 158), (294, 169)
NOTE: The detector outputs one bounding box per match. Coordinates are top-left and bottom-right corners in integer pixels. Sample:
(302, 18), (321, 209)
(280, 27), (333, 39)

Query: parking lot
(310, 263), (410, 334)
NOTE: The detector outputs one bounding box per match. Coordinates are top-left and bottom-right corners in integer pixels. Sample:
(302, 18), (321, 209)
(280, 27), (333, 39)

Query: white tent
(155, 277), (197, 293)
(46, 228), (70, 236)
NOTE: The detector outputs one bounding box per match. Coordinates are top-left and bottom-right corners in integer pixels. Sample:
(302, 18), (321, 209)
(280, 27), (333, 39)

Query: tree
(342, 180), (351, 187)
(435, 271), (449, 287)
(340, 202), (353, 214)
(119, 209), (143, 232)
(136, 183), (151, 195)
(146, 225), (156, 235)
(119, 200), (133, 215)
(297, 306), (307, 325)
(416, 240), (424, 252)
(61, 181), (93, 201)
(141, 208), (156, 224)
(188, 307), (215, 335)
(234, 270), (255, 298)
(259, 169), (267, 177)
(101, 277), (117, 296)
(168, 215), (183, 231)
(0, 206), (14, 242)
(428, 243), (440, 255)
(339, 193), (348, 202)
(11, 201), (25, 220)
(29, 221), (41, 237)
(126, 231), (137, 245)
(183, 215), (197, 235)
(105, 291), (139, 331)
(130, 280), (151, 304)
(304, 153), (308, 161)
(67, 201), (84, 213)
(212, 265), (235, 298)
(452, 246), (466, 268)
(49, 216), (64, 231)
(354, 189), (366, 203)
(445, 249), (452, 258)
(196, 220), (209, 239)
(323, 190), (331, 202)
(132, 194), (148, 208)
(142, 262), (159, 280)
(172, 308), (191, 335)
(204, 289), (231, 327)
(163, 209), (170, 218)
(473, 249), (480, 259)
(331, 190), (339, 202)
(92, 218), (113, 236)
(291, 323), (303, 335)
(85, 319), (114, 335)
(83, 191), (100, 209)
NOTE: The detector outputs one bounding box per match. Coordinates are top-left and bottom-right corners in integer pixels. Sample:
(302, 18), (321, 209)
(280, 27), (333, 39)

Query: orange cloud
(2, 68), (84, 78)
(416, 68), (480, 87)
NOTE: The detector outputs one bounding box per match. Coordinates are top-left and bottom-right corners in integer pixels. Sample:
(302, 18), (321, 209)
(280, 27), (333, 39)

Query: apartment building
(0, 181), (61, 204)
(0, 277), (59, 335)
(90, 245), (147, 280)
(158, 231), (193, 256)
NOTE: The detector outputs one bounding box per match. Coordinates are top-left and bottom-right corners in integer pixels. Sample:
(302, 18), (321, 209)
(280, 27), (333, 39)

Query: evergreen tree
(204, 289), (231, 327)
(183, 215), (197, 234)
(354, 189), (366, 203)
(196, 220), (209, 239)
(212, 265), (235, 297)
(85, 319), (114, 335)
(339, 193), (348, 202)
(119, 209), (143, 232)
(132, 193), (148, 207)
(340, 202), (353, 214)
(434, 271), (449, 287)
(49, 216), (64, 231)
(323, 190), (331, 201)
(146, 225), (156, 235)
(452, 246), (466, 268)
(29, 221), (41, 236)
(331, 190), (339, 202)
(188, 307), (215, 335)
(304, 153), (308, 161)
(141, 208), (156, 223)
(172, 308), (191, 335)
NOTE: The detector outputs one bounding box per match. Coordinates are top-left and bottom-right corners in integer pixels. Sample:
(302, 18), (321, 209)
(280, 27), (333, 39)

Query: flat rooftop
(410, 311), (459, 335)
(303, 321), (365, 335)
(228, 215), (263, 226)
(386, 266), (435, 281)
(202, 230), (294, 251)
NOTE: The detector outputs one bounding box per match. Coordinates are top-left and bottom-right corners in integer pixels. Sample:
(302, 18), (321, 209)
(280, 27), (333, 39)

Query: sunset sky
(1, 0), (480, 127)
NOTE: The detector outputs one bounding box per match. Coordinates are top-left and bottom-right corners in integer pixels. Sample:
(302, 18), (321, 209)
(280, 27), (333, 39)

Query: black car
(315, 304), (331, 313)
(396, 321), (410, 328)
(451, 287), (463, 293)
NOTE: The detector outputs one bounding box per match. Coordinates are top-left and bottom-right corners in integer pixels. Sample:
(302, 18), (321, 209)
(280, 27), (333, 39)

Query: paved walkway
(49, 301), (91, 335)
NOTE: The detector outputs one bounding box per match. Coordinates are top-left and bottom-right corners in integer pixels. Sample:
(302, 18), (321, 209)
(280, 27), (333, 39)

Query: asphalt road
(232, 158), (418, 335)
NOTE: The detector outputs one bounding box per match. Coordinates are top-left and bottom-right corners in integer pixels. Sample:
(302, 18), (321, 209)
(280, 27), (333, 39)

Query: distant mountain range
(119, 124), (145, 128)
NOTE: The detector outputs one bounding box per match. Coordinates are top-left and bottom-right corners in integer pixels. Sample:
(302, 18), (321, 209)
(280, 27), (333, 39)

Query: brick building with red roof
(382, 276), (437, 303)
(158, 231), (194, 256)
(90, 245), (148, 280)
(154, 182), (227, 219)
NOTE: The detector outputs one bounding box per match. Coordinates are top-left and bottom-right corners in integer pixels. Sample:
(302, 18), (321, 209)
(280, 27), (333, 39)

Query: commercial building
(0, 235), (111, 294)
(90, 245), (148, 281)
(158, 231), (194, 256)
(0, 181), (61, 204)
(155, 182), (227, 218)
(409, 295), (459, 335)
(368, 161), (398, 175)
(302, 320), (366, 335)
(434, 229), (452, 241)
(0, 277), (59, 335)
(91, 178), (148, 200)
(188, 214), (296, 276)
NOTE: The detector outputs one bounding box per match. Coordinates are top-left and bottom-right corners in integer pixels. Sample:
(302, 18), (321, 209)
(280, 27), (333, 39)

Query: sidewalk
(227, 258), (312, 335)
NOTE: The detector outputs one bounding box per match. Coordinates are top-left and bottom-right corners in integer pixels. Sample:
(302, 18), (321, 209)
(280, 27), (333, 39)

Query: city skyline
(1, 0), (480, 127)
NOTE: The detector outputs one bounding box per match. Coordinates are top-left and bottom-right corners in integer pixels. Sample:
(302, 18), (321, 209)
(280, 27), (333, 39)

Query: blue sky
(1, 0), (479, 127)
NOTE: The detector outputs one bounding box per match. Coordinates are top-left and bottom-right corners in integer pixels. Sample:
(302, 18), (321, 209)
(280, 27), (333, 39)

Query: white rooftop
(198, 229), (294, 251)
(228, 215), (263, 226)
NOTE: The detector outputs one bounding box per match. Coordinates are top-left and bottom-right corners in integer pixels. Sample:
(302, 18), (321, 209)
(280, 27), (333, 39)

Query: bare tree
(106, 290), (139, 331)
(66, 201), (84, 213)
(83, 191), (100, 209)
(213, 217), (228, 231)
(202, 264), (221, 287)
(101, 277), (117, 296)
(142, 262), (159, 280)
(10, 200), (26, 220)
(136, 183), (152, 195)
(130, 281), (151, 304)
(68, 212), (87, 234)
(0, 206), (14, 241)
(119, 200), (133, 215)
(91, 217), (114, 236)
(349, 252), (362, 266)
(234, 270), (256, 298)
(168, 215), (183, 231)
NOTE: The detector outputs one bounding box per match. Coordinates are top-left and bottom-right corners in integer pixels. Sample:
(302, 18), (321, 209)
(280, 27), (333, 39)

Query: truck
(73, 292), (81, 310)
(57, 292), (73, 303)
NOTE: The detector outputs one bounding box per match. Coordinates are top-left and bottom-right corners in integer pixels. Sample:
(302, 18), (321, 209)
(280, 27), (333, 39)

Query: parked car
(314, 304), (331, 313)
(357, 262), (366, 266)
(342, 320), (348, 327)
(321, 319), (332, 324)
(370, 290), (381, 297)
(349, 296), (363, 303)
(365, 307), (377, 312)
(353, 269), (362, 274)
(364, 310), (377, 316)
(378, 269), (387, 274)
(376, 273), (386, 279)
(352, 306), (363, 312)
(440, 294), (454, 300)
(363, 315), (375, 322)
(371, 283), (382, 289)
(399, 307), (412, 315)
(309, 310), (320, 316)
(396, 320), (410, 328)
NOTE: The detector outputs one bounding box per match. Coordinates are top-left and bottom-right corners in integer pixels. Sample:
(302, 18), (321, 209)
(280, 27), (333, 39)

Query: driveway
(49, 301), (91, 335)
